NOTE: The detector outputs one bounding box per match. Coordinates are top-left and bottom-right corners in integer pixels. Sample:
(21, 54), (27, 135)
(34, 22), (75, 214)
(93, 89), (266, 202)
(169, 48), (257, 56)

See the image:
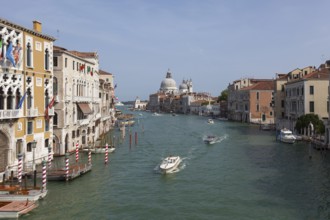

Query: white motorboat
(203, 135), (220, 144)
(207, 119), (214, 124)
(278, 129), (296, 144)
(159, 156), (181, 174)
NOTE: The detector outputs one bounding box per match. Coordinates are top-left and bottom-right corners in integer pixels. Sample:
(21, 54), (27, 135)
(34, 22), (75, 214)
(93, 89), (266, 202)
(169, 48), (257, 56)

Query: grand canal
(22, 109), (330, 220)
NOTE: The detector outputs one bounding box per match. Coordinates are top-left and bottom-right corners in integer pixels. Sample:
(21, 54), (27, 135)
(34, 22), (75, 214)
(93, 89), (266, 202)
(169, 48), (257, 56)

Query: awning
(77, 103), (92, 115)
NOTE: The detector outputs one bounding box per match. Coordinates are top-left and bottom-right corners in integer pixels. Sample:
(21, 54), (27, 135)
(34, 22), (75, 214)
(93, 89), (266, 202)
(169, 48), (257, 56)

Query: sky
(2, 0), (330, 101)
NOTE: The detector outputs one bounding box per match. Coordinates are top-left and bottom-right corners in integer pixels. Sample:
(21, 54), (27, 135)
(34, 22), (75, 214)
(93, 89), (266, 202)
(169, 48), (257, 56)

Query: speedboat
(159, 156), (181, 174)
(203, 135), (220, 144)
(278, 128), (296, 144)
(207, 119), (214, 124)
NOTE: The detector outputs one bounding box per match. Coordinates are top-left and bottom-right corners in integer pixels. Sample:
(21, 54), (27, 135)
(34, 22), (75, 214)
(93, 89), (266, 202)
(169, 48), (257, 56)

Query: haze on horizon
(2, 0), (330, 101)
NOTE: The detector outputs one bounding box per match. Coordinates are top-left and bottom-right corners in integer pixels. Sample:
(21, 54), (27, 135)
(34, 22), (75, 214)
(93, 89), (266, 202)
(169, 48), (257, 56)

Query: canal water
(22, 110), (330, 220)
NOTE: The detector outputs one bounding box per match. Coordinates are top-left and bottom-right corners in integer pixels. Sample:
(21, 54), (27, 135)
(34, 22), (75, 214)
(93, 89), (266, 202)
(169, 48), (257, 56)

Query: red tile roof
(241, 81), (274, 90)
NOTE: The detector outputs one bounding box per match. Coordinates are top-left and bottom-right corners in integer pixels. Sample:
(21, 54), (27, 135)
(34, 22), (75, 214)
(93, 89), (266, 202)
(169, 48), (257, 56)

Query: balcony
(0, 109), (22, 119)
(73, 96), (92, 102)
(78, 119), (90, 126)
(27, 108), (38, 117)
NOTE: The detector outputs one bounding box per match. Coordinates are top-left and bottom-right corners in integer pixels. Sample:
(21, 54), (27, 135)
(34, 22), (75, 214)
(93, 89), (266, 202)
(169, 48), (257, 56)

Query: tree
(295, 113), (325, 135)
(218, 89), (228, 102)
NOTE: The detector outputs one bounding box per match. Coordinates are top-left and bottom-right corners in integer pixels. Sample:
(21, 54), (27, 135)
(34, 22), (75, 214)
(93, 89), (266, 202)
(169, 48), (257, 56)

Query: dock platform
(0, 200), (37, 218)
(48, 164), (92, 181)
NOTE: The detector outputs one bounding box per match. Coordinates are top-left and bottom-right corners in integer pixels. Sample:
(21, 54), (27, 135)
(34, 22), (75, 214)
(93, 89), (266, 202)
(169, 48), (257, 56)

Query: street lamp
(31, 140), (37, 188)
(31, 140), (37, 171)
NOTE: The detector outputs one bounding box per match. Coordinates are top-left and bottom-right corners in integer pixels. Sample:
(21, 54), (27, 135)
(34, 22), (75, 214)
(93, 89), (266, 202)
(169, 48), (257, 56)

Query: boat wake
(202, 134), (228, 144)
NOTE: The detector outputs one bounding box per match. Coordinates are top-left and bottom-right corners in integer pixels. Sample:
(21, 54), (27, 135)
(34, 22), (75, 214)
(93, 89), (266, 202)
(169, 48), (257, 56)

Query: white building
(134, 97), (147, 110)
(52, 46), (101, 155)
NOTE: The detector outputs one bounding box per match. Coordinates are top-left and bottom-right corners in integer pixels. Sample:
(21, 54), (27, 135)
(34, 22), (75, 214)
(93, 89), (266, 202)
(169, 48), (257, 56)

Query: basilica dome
(160, 69), (177, 93)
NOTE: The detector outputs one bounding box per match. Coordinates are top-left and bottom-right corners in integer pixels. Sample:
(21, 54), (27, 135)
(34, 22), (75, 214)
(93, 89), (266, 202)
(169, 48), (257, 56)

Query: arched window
(0, 87), (4, 110)
(45, 89), (49, 108)
(27, 88), (32, 109)
(26, 42), (32, 67)
(7, 88), (13, 110)
(15, 89), (21, 109)
(53, 77), (58, 96)
(54, 112), (58, 127)
(45, 48), (49, 70)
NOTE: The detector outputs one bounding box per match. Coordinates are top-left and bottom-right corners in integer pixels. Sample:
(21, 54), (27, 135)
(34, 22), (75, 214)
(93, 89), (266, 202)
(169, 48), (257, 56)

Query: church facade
(147, 69), (216, 115)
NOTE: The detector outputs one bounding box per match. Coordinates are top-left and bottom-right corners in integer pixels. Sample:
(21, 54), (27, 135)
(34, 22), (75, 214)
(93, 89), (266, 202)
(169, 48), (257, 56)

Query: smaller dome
(179, 83), (188, 90)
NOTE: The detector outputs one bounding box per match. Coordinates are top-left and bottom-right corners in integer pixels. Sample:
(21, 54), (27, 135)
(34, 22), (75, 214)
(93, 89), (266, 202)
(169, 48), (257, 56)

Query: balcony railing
(0, 109), (22, 119)
(27, 108), (38, 117)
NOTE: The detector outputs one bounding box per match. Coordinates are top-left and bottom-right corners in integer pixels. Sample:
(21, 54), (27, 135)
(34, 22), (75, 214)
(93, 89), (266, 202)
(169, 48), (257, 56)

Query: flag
(6, 41), (15, 67)
(16, 91), (27, 109)
(114, 84), (117, 89)
(45, 96), (55, 120)
(45, 107), (49, 121)
(79, 64), (85, 72)
(48, 96), (55, 108)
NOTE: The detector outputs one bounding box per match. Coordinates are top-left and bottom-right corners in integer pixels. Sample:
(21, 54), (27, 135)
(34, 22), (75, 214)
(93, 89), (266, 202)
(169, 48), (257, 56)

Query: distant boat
(159, 156), (181, 174)
(207, 119), (214, 124)
(203, 135), (220, 145)
(115, 102), (124, 106)
(152, 112), (161, 116)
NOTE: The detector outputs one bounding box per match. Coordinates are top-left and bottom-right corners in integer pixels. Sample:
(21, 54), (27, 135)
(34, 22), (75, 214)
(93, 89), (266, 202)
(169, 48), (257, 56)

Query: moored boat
(82, 146), (115, 154)
(159, 156), (181, 174)
(278, 128), (296, 144)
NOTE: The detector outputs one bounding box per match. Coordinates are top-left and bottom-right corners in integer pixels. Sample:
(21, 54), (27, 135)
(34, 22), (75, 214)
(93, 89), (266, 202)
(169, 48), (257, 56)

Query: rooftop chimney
(33, 20), (42, 32)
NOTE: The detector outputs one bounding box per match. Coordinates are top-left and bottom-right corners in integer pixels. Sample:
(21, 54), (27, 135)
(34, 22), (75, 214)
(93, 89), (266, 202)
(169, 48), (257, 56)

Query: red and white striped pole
(88, 149), (92, 166)
(65, 153), (69, 181)
(75, 142), (79, 163)
(105, 143), (108, 164)
(17, 154), (23, 184)
(48, 145), (52, 170)
(41, 160), (47, 192)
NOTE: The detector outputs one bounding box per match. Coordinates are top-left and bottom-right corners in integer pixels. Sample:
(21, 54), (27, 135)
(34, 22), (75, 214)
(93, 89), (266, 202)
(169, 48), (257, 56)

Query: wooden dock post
(41, 160), (47, 192)
(17, 154), (23, 186)
(48, 145), (52, 170)
(129, 134), (132, 148)
(75, 142), (79, 163)
(65, 153), (69, 181)
(105, 143), (109, 165)
(33, 170), (37, 189)
(88, 149), (92, 166)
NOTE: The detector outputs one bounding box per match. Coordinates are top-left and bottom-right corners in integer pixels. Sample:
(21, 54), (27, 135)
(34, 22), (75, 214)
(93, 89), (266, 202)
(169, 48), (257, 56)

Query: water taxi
(159, 156), (181, 174)
(278, 128), (296, 144)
